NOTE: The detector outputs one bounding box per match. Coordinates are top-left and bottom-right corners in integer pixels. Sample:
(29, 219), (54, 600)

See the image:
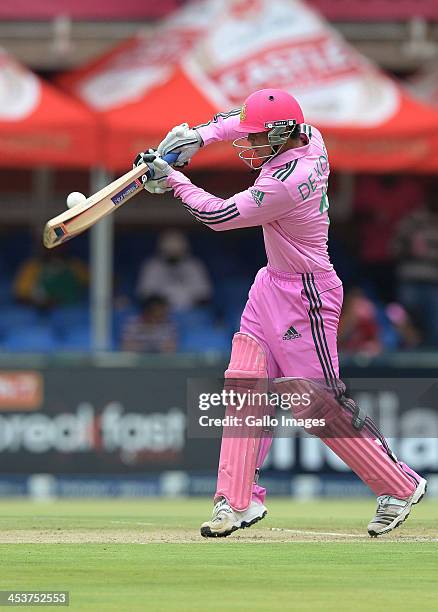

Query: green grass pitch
(0, 498), (437, 611)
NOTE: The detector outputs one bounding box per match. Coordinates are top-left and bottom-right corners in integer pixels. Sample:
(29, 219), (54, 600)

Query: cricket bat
(43, 152), (178, 248)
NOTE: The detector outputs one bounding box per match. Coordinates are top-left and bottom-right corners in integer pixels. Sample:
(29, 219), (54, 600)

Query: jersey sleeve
(194, 109), (242, 145)
(167, 169), (292, 232)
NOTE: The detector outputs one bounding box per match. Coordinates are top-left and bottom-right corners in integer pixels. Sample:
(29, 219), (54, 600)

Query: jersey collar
(264, 135), (310, 170)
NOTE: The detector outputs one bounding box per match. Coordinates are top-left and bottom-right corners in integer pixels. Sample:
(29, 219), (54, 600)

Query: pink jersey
(166, 112), (333, 273)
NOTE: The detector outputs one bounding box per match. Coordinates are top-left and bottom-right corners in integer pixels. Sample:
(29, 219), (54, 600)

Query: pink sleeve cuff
(166, 168), (190, 188)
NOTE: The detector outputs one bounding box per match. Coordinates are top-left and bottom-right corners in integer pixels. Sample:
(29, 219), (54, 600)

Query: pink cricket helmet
(235, 88), (304, 134)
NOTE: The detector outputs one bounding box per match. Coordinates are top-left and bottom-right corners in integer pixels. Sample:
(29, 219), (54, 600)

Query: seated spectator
(338, 287), (382, 356)
(14, 251), (88, 309)
(121, 296), (177, 353)
(385, 303), (421, 349)
(392, 185), (438, 346)
(136, 229), (212, 310)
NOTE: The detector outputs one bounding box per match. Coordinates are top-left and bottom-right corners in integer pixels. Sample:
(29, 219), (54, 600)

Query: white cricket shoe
(367, 477), (427, 537)
(200, 497), (267, 538)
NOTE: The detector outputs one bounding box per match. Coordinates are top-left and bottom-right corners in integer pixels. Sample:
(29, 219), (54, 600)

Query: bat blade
(43, 164), (146, 248)
(43, 153), (178, 248)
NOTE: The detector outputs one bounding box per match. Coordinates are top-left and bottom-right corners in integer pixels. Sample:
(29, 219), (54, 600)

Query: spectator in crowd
(121, 295), (177, 353)
(338, 287), (382, 356)
(392, 186), (438, 346)
(385, 303), (421, 350)
(354, 174), (421, 302)
(14, 250), (88, 309)
(136, 229), (212, 310)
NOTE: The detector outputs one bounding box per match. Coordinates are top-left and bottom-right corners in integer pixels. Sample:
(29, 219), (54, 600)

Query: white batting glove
(157, 123), (203, 167)
(142, 152), (173, 176)
(133, 150), (172, 195)
(143, 177), (171, 195)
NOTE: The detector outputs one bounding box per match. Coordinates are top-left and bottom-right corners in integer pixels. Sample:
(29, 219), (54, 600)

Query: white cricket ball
(66, 191), (87, 209)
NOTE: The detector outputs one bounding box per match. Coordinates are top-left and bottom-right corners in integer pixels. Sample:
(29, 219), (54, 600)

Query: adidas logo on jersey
(250, 189), (265, 206)
(283, 325), (302, 340)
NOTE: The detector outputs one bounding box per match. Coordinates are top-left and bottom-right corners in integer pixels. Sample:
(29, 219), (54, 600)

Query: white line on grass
(270, 528), (438, 542)
(270, 528), (367, 538)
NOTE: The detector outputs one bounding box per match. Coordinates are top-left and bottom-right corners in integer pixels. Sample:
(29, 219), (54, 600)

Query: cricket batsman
(134, 89), (427, 537)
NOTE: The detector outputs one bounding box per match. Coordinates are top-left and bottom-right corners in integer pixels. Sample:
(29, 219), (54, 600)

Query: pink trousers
(215, 266), (420, 506)
(240, 266), (343, 381)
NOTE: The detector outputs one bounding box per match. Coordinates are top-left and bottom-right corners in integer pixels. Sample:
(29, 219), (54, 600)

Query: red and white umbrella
(0, 48), (98, 168)
(59, 0), (438, 172)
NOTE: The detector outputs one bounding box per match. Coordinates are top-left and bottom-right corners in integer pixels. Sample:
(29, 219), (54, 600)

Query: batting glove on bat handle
(143, 152), (179, 180)
(136, 152), (178, 194)
(157, 123), (203, 166)
(132, 150), (179, 194)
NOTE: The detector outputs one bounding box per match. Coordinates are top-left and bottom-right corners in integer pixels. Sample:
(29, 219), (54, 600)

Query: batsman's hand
(157, 123), (203, 167)
(133, 149), (172, 195)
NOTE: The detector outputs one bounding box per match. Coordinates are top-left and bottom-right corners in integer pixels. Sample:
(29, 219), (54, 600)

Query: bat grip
(163, 152), (179, 164)
(144, 152), (179, 181)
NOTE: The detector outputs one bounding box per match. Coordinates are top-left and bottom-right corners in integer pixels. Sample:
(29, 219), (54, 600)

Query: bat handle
(163, 152), (179, 165)
(144, 152), (179, 181)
